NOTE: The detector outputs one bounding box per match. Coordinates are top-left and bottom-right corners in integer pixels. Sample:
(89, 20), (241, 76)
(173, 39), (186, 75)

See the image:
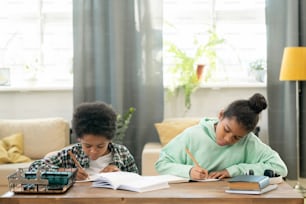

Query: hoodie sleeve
(226, 135), (288, 177)
(154, 130), (194, 178)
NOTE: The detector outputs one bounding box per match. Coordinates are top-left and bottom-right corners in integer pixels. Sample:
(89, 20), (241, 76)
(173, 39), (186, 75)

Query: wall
(0, 85), (267, 143)
(0, 86), (73, 124)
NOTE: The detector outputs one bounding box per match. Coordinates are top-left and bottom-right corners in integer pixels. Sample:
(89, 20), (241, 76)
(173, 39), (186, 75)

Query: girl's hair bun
(248, 93), (267, 114)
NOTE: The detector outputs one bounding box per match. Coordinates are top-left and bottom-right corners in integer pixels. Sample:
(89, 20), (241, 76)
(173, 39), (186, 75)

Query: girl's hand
(100, 165), (120, 173)
(189, 166), (209, 180)
(208, 169), (230, 179)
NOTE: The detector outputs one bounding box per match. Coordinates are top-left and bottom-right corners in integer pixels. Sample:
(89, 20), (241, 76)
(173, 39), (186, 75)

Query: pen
(185, 147), (201, 167)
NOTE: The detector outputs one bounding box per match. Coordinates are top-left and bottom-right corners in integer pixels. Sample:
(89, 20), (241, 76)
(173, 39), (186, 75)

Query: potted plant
(166, 42), (204, 110)
(113, 107), (136, 144)
(249, 59), (266, 82)
(165, 29), (225, 110)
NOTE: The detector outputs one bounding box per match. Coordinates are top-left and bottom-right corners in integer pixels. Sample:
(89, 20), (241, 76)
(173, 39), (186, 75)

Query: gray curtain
(72, 0), (163, 172)
(266, 0), (306, 179)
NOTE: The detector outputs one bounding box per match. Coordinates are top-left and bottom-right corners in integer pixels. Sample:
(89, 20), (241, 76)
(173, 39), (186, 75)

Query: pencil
(185, 147), (201, 167)
(68, 150), (90, 180)
(68, 150), (83, 169)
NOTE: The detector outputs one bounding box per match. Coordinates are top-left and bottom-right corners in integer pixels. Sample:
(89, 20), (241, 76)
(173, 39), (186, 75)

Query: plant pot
(196, 64), (205, 81)
(254, 70), (266, 82)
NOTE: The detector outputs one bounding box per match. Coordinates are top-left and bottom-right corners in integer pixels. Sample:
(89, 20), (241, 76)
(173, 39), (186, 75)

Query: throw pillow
(155, 118), (200, 146)
(0, 133), (31, 164)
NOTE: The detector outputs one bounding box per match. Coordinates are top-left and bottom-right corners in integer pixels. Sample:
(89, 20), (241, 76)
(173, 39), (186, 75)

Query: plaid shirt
(28, 143), (139, 174)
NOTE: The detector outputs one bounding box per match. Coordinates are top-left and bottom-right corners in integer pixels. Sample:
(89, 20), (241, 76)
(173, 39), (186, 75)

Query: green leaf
(114, 107), (136, 144)
(165, 28), (225, 110)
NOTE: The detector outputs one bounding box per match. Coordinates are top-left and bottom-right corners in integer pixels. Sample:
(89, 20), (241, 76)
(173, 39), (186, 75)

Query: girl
(155, 93), (287, 180)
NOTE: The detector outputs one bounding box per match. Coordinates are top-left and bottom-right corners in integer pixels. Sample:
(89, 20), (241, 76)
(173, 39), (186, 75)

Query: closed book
(227, 175), (269, 190)
(225, 184), (278, 195)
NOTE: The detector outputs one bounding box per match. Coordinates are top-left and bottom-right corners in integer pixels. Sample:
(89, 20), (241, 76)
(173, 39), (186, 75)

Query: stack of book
(225, 175), (278, 194)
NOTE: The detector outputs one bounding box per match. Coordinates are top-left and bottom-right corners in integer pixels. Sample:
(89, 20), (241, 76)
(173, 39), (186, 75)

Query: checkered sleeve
(28, 144), (89, 171)
(111, 143), (139, 174)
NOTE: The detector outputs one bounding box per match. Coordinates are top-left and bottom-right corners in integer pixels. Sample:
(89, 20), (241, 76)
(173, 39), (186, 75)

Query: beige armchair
(0, 117), (70, 194)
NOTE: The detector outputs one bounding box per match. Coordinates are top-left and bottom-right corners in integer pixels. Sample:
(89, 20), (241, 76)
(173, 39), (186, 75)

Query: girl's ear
(218, 109), (224, 120)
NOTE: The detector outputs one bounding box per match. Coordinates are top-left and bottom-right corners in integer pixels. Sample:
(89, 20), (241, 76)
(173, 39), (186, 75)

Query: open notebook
(90, 171), (170, 192)
(81, 173), (219, 183)
(78, 172), (220, 192)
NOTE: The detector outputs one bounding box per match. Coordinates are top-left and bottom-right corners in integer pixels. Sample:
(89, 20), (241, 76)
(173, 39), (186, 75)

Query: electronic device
(8, 168), (77, 194)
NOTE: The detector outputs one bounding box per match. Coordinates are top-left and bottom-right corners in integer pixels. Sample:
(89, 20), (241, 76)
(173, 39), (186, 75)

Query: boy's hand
(100, 165), (119, 173)
(76, 168), (89, 180)
(189, 166), (208, 180)
(208, 169), (230, 179)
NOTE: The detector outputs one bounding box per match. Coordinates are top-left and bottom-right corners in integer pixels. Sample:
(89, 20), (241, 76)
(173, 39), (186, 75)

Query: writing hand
(76, 168), (89, 181)
(208, 169), (229, 179)
(100, 165), (119, 173)
(190, 166), (209, 180)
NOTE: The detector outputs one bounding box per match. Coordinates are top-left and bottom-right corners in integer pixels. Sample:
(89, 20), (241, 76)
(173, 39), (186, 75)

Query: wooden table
(1, 180), (303, 204)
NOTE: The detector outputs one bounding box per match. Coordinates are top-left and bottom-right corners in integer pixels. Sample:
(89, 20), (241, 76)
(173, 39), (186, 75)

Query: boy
(29, 101), (138, 180)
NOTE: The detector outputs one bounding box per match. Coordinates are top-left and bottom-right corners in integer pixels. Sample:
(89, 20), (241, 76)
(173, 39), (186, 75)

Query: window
(0, 0), (265, 89)
(163, 0), (266, 87)
(0, 0), (72, 87)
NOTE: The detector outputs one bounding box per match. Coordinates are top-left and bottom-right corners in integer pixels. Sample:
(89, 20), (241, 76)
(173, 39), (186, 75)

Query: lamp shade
(279, 47), (306, 81)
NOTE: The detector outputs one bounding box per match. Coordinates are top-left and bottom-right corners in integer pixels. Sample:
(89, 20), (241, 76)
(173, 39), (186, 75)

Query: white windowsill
(0, 84), (73, 92)
(164, 82), (266, 90)
(199, 82), (266, 89)
(1, 82), (265, 92)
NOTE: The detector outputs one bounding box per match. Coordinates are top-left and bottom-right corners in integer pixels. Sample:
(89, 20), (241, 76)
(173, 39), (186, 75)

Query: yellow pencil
(185, 147), (201, 167)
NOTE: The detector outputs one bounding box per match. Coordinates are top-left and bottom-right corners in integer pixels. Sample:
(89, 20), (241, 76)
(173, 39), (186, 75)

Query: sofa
(0, 117), (70, 194)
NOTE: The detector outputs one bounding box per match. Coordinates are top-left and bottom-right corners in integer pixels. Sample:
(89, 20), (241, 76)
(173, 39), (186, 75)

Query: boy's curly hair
(72, 101), (117, 140)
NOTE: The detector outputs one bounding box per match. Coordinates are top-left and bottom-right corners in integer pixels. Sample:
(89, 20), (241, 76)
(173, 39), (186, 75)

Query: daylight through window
(163, 0), (266, 88)
(0, 0), (72, 87)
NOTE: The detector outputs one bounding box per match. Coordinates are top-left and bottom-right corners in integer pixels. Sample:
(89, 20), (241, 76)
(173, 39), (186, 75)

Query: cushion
(155, 118), (200, 146)
(0, 133), (31, 164)
(0, 118), (69, 159)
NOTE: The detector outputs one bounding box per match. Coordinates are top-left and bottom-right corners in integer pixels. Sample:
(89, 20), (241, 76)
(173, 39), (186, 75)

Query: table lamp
(279, 46), (306, 192)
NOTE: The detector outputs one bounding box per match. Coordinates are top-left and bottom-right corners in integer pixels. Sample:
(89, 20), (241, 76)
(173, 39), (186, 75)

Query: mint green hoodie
(155, 117), (288, 178)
